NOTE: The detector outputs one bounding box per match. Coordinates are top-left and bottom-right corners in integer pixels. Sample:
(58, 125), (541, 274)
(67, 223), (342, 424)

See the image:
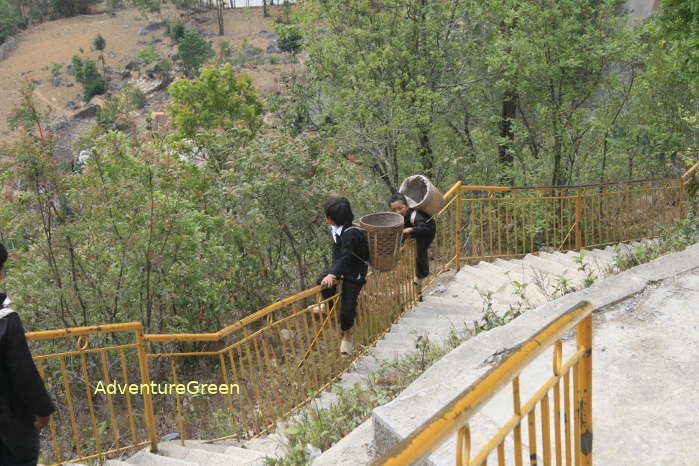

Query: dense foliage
(0, 65), (379, 333)
(297, 0), (697, 190)
(71, 55), (107, 100)
(176, 28), (215, 78)
(2, 1), (698, 336)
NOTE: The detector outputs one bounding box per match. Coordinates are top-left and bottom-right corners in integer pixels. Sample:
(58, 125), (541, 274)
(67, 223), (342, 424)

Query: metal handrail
(376, 301), (593, 466)
(24, 166), (696, 464)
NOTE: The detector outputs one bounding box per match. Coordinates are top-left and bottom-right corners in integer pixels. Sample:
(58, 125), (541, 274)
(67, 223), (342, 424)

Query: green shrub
(176, 29), (215, 78)
(277, 24), (302, 56)
(137, 45), (159, 65)
(71, 55), (107, 100)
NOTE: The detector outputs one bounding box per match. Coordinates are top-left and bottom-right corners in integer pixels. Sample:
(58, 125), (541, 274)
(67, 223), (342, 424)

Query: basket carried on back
(359, 212), (404, 272)
(399, 174), (444, 217)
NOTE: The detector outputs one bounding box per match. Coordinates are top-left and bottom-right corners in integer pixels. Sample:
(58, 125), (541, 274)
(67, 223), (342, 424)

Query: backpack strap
(344, 224), (364, 233)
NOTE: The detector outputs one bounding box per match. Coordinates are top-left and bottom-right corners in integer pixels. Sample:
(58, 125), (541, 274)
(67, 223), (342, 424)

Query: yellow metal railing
(26, 323), (158, 465)
(458, 177), (683, 262)
(377, 301), (593, 466)
(24, 167), (695, 464)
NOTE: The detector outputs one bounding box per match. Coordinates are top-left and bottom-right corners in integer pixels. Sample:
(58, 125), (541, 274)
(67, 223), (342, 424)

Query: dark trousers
(415, 237), (434, 279)
(0, 437), (38, 466)
(318, 276), (365, 332)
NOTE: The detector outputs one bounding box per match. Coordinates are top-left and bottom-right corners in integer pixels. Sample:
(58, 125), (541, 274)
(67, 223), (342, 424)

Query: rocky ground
(0, 3), (300, 158)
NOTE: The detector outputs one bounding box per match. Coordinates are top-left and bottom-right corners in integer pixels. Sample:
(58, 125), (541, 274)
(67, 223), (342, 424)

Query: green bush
(0, 0), (24, 43)
(71, 55), (107, 100)
(277, 24), (302, 56)
(137, 45), (159, 65)
(166, 19), (186, 44)
(176, 29), (215, 78)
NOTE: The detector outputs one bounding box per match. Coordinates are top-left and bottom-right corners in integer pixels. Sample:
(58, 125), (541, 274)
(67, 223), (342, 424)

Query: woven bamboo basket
(399, 174), (444, 217)
(359, 212), (404, 272)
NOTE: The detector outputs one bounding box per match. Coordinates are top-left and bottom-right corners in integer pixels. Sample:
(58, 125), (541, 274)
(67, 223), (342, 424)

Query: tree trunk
(497, 89), (518, 184)
(263, 0), (269, 17)
(217, 0), (224, 35)
(417, 127), (434, 179)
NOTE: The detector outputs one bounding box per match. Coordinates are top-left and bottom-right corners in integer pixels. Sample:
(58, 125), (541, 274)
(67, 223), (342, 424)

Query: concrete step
(372, 339), (416, 352)
(421, 292), (515, 310)
(105, 461), (132, 466)
(565, 250), (611, 276)
(335, 372), (365, 390)
(312, 389), (339, 409)
(393, 320), (470, 336)
(398, 314), (478, 330)
(477, 260), (547, 305)
(351, 357), (382, 376)
(221, 445), (268, 465)
(523, 253), (581, 278)
(311, 419), (373, 466)
(126, 450), (199, 466)
(157, 443), (263, 466)
(538, 251), (579, 268)
(371, 344), (415, 361)
(380, 327), (450, 345)
(453, 265), (509, 293)
(158, 440), (240, 455)
(244, 434), (288, 460)
(473, 261), (511, 280)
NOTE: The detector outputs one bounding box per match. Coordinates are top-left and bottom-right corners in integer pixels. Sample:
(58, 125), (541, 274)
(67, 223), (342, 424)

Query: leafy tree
(0, 0), (24, 44)
(168, 63), (263, 142)
(300, 0), (644, 190)
(176, 28), (215, 78)
(132, 0), (161, 16)
(0, 89), (379, 334)
(166, 18), (186, 45)
(92, 33), (107, 74)
(71, 55), (107, 100)
(137, 45), (159, 66)
(300, 0), (470, 191)
(277, 24), (302, 58)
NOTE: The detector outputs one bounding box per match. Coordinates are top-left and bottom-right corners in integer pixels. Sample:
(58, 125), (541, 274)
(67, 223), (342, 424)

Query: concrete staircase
(85, 243), (648, 466)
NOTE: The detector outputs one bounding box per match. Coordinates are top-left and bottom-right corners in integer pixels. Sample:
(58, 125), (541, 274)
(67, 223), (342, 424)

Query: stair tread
(127, 450), (200, 466)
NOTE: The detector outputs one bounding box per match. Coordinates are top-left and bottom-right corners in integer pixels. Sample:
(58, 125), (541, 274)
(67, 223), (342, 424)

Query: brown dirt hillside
(0, 4), (298, 135)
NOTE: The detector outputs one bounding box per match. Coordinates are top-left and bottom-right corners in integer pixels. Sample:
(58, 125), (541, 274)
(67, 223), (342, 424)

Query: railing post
(575, 188), (583, 250)
(679, 175), (686, 220)
(455, 182), (462, 271)
(136, 325), (158, 452)
(576, 314), (593, 466)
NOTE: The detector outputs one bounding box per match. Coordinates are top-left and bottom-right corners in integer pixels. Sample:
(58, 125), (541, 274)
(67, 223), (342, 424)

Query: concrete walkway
(593, 269), (699, 465)
(372, 243), (699, 465)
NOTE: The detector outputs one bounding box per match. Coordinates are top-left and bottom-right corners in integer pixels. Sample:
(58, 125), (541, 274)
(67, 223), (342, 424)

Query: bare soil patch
(0, 5), (296, 135)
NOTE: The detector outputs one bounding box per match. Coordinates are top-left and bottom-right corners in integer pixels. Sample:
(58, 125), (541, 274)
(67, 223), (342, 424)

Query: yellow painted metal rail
(24, 167), (694, 465)
(377, 301), (593, 466)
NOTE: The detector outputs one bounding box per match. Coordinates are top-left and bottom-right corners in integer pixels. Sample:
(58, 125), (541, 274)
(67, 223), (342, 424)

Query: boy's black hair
(324, 196), (354, 226)
(388, 193), (409, 206)
(0, 242), (7, 271)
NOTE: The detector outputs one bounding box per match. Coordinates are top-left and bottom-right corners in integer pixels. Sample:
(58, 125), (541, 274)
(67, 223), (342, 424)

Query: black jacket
(327, 224), (369, 281)
(405, 208), (436, 244)
(0, 293), (55, 459)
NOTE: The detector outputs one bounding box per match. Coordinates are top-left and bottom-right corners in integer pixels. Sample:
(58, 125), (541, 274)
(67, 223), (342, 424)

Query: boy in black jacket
(389, 193), (437, 288)
(0, 243), (55, 466)
(318, 197), (369, 355)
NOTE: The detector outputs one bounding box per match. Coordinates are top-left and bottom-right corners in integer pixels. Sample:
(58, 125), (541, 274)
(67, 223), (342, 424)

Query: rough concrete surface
(373, 243), (699, 465)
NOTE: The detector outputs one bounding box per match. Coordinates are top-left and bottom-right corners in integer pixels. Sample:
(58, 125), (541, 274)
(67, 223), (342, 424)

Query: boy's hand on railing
(320, 274), (336, 288)
(403, 227), (414, 235)
(34, 415), (51, 430)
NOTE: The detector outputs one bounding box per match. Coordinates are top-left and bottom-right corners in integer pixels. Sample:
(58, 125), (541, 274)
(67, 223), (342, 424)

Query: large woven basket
(399, 174), (444, 217)
(359, 212), (404, 272)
